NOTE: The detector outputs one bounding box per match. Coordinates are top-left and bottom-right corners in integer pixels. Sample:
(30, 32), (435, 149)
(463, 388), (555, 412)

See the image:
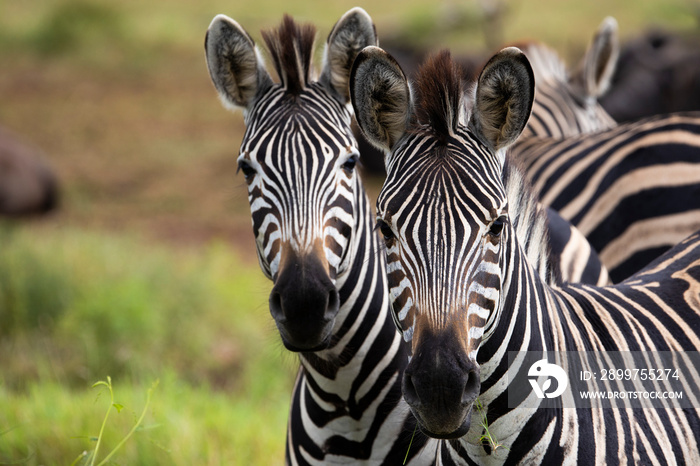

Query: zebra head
(520, 16), (619, 138)
(351, 47), (535, 438)
(206, 9), (377, 351)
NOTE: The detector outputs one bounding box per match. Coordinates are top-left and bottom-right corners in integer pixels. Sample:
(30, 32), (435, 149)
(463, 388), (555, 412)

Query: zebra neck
(450, 242), (563, 461)
(481, 238), (559, 363)
(502, 159), (556, 285)
(298, 181), (404, 399)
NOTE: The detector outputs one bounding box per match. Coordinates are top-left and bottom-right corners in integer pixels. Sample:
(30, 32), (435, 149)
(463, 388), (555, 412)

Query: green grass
(0, 224), (295, 464)
(473, 398), (507, 454)
(77, 376), (155, 466)
(1, 374), (292, 465)
(0, 224), (281, 387)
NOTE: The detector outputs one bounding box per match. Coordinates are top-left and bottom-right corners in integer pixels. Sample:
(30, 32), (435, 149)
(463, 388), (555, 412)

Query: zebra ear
(350, 46), (412, 154)
(320, 7), (378, 104)
(205, 15), (273, 111)
(570, 16), (619, 99)
(470, 47), (535, 152)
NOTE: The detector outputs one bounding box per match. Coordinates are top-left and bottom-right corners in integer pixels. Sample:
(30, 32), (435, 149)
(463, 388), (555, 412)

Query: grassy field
(0, 225), (297, 464)
(0, 0), (696, 463)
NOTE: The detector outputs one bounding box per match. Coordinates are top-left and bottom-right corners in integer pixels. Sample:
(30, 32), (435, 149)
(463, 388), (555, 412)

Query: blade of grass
(95, 380), (159, 466)
(474, 398), (508, 452)
(403, 421), (418, 465)
(89, 376), (115, 466)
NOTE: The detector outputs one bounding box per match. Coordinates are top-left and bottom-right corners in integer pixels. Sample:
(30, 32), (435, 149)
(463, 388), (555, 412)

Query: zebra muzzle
(402, 330), (481, 439)
(269, 248), (340, 352)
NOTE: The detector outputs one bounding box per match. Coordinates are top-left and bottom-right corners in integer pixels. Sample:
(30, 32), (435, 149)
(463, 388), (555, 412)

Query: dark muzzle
(269, 248), (340, 351)
(402, 328), (481, 439)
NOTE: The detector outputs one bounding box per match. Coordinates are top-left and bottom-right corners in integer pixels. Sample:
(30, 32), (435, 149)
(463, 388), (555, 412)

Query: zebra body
(206, 10), (439, 464)
(515, 112), (700, 282)
(350, 45), (700, 464)
(512, 20), (700, 282)
(506, 18), (619, 285)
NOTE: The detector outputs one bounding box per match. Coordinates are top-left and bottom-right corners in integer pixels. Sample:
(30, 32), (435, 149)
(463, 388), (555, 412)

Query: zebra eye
(376, 220), (395, 242)
(488, 216), (506, 237)
(237, 160), (256, 181)
(341, 154), (358, 172)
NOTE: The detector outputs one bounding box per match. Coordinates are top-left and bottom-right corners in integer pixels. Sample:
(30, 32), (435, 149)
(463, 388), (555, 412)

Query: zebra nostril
(327, 289), (340, 315)
(462, 368), (480, 405)
(402, 372), (420, 407)
(269, 291), (283, 320)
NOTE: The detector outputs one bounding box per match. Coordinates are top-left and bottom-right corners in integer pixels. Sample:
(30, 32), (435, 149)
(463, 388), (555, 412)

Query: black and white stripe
(519, 16), (619, 139)
(351, 46), (700, 464)
(504, 20), (621, 286)
(206, 10), (441, 464)
(512, 21), (700, 283)
(514, 112), (700, 282)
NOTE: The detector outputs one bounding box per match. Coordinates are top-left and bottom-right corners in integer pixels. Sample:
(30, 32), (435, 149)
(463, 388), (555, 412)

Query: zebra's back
(514, 112), (700, 282)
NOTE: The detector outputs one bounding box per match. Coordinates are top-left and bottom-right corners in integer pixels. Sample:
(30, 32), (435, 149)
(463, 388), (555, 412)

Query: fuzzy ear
(350, 46), (412, 153)
(320, 7), (378, 103)
(470, 47), (535, 152)
(205, 15), (273, 110)
(570, 16), (619, 99)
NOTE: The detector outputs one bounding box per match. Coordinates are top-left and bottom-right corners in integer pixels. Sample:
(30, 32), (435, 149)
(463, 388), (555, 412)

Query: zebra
(472, 18), (621, 287)
(205, 9), (448, 464)
(510, 20), (700, 282)
(514, 112), (700, 282)
(350, 45), (700, 464)
(518, 16), (619, 139)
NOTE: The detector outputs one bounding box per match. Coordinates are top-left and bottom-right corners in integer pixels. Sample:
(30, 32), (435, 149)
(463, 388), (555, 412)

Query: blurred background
(0, 0), (697, 463)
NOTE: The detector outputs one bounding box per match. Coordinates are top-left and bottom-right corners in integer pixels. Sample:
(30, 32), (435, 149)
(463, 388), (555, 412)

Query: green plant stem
(90, 376), (114, 466)
(403, 422), (418, 465)
(474, 397), (507, 452)
(69, 450), (89, 466)
(96, 380), (158, 466)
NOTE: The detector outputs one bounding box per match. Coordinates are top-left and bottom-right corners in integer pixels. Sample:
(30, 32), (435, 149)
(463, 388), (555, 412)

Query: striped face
(350, 46), (535, 439)
(239, 83), (361, 350)
(376, 129), (509, 438)
(207, 10), (380, 352)
(377, 131), (507, 356)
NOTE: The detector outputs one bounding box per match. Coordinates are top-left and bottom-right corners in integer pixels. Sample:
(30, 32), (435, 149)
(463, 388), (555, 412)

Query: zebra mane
(413, 50), (465, 144)
(502, 158), (557, 284)
(261, 15), (317, 96)
(514, 41), (568, 87)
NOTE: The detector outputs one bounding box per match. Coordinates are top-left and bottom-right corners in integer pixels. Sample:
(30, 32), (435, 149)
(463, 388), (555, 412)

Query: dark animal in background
(601, 28), (700, 121)
(0, 126), (58, 216)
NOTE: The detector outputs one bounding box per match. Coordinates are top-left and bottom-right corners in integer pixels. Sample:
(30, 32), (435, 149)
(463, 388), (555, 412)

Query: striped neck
(453, 163), (567, 460)
(298, 176), (397, 370)
(286, 173), (427, 463)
